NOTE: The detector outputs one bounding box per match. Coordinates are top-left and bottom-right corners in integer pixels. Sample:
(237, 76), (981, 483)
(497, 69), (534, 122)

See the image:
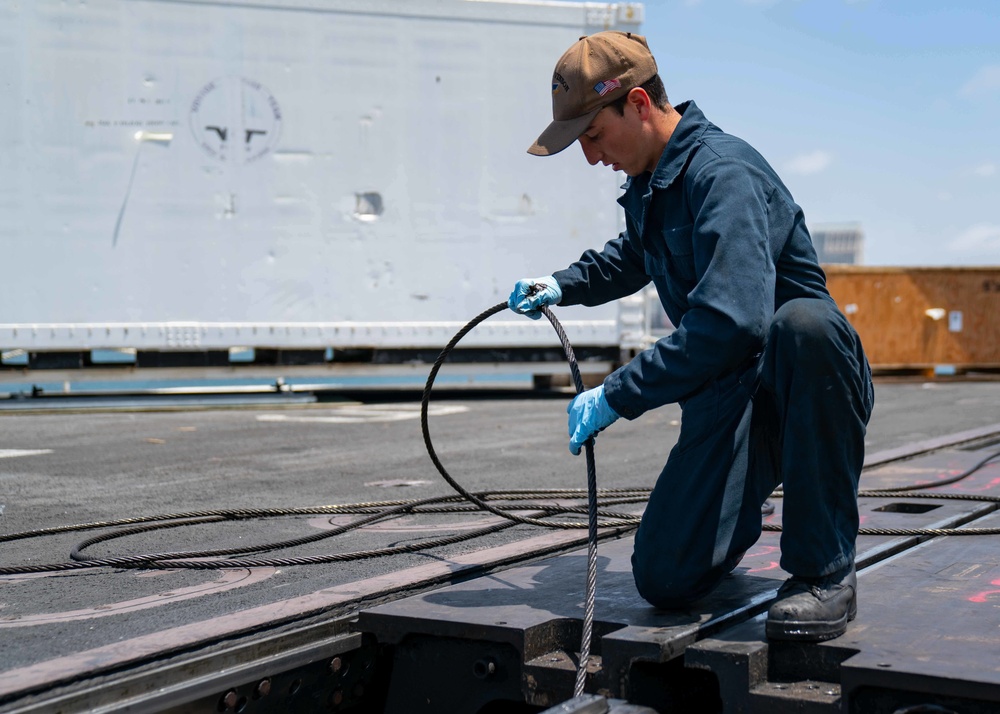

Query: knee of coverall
(768, 298), (836, 354)
(632, 546), (741, 609)
(767, 297), (873, 422)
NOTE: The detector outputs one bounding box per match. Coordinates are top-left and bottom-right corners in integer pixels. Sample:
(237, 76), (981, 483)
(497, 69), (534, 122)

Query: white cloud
(973, 163), (997, 177)
(783, 150), (833, 176)
(959, 65), (1000, 98)
(947, 223), (1000, 253)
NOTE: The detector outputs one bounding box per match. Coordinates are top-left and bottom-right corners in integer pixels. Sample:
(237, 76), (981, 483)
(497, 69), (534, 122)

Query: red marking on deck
(968, 577), (1000, 603)
(951, 475), (1000, 493)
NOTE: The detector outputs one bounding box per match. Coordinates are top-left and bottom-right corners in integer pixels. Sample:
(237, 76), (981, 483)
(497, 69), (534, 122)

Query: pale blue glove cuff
(567, 384), (621, 455)
(508, 276), (562, 320)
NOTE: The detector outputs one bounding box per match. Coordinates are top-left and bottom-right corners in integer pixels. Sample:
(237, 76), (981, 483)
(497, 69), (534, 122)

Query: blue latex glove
(508, 276), (562, 320)
(567, 384), (620, 455)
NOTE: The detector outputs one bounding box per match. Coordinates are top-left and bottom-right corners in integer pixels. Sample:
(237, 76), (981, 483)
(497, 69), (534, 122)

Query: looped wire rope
(420, 301), (616, 697)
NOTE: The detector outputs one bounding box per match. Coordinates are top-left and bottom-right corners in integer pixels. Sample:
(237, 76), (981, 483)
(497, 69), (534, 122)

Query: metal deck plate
(840, 510), (1000, 713)
(358, 464), (992, 712)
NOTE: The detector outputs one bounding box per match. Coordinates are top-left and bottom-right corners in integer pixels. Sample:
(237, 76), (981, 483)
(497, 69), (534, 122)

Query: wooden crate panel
(824, 266), (1000, 368)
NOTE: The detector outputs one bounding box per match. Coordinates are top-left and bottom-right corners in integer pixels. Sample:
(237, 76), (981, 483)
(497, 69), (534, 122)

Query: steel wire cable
(0, 489), (650, 545)
(0, 491), (648, 576)
(863, 448), (1000, 493)
(764, 450), (1000, 536)
(419, 301), (615, 697)
(1, 495), (467, 574)
(419, 301), (638, 532)
(0, 493), (643, 575)
(7, 518), (523, 574)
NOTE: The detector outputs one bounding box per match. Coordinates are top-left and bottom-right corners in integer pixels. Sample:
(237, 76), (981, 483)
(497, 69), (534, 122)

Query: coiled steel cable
(0, 491), (648, 575)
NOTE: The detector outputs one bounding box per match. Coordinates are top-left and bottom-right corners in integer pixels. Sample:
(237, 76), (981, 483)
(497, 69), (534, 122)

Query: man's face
(577, 105), (646, 177)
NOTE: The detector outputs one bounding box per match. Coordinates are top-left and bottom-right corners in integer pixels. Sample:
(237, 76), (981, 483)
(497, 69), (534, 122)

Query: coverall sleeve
(603, 157), (781, 420)
(551, 217), (651, 307)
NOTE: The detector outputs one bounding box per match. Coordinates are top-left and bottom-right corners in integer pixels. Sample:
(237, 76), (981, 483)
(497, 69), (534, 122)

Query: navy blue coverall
(552, 101), (874, 608)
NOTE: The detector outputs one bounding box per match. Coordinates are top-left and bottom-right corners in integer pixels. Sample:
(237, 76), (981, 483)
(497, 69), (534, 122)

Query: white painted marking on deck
(0, 449), (53, 459)
(256, 403), (468, 424)
(0, 568), (276, 626)
(363, 479), (432, 488)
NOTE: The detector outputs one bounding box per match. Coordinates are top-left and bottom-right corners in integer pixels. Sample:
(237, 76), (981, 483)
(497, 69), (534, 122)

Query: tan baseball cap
(528, 31), (658, 157)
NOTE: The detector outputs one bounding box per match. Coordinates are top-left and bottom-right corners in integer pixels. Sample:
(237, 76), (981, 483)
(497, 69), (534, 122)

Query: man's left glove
(567, 384), (621, 455)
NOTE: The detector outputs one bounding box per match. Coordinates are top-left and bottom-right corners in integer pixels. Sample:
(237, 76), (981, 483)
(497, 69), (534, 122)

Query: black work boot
(766, 564), (857, 641)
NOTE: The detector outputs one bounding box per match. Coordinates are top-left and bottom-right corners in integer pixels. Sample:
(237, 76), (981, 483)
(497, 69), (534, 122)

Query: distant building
(810, 223), (864, 265)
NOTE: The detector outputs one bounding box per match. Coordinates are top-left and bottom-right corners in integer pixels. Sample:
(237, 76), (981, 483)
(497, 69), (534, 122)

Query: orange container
(824, 266), (1000, 370)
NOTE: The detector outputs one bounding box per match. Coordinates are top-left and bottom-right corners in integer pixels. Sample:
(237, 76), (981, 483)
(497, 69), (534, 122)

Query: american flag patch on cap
(594, 78), (622, 96)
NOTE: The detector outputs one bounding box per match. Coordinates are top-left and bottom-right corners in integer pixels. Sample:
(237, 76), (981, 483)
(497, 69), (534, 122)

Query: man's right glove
(508, 276), (562, 320)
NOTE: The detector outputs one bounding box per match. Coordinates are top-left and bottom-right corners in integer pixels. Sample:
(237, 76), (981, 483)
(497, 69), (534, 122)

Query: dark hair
(606, 74), (669, 115)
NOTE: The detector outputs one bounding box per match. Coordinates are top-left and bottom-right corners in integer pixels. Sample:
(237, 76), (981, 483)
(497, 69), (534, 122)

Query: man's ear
(626, 87), (653, 119)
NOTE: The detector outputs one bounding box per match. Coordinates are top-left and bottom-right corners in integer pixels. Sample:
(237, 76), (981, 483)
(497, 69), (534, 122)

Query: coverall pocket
(660, 224), (696, 282)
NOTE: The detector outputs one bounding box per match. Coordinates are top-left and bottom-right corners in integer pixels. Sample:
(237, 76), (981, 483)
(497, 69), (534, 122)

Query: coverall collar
(648, 100), (706, 190)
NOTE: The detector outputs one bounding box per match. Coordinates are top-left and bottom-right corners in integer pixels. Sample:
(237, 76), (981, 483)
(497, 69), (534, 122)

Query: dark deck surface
(1, 380), (999, 712)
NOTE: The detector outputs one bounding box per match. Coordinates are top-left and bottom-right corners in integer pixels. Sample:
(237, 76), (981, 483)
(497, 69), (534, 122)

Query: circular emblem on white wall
(189, 77), (283, 163)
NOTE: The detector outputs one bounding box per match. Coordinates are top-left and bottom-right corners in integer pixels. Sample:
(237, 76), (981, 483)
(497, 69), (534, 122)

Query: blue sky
(638, 0), (999, 265)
